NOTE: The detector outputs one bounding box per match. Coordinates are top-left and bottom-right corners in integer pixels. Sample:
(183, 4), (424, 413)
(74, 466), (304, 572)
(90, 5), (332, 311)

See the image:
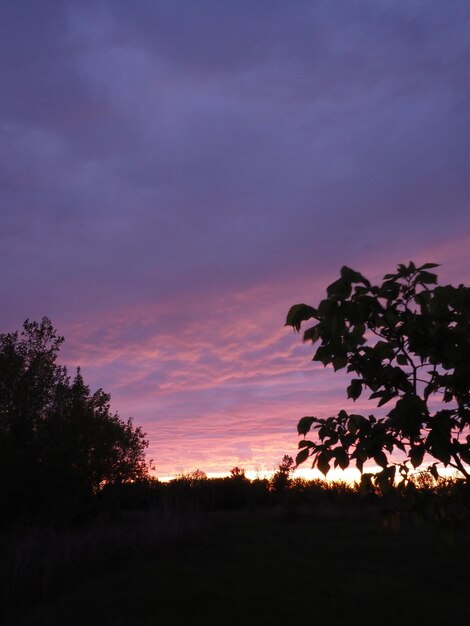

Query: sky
(1, 1), (470, 478)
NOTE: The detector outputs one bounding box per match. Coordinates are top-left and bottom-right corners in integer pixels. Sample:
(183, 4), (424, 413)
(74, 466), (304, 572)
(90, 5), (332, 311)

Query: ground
(6, 510), (470, 626)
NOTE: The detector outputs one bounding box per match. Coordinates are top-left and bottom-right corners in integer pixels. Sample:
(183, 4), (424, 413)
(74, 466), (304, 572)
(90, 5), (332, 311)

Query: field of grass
(5, 507), (470, 626)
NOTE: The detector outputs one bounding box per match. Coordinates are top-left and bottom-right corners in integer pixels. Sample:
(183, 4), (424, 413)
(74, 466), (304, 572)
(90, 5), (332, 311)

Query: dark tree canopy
(0, 318), (149, 523)
(286, 262), (470, 486)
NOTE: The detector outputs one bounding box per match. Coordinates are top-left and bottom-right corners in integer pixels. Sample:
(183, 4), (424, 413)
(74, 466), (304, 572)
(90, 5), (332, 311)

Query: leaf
(377, 391), (397, 407)
(374, 341), (395, 360)
(396, 354), (408, 366)
(419, 263), (440, 270)
(348, 419), (359, 435)
(409, 445), (424, 469)
(318, 299), (336, 316)
(347, 414), (364, 435)
(297, 416), (315, 436)
(332, 355), (347, 371)
(313, 345), (331, 366)
(317, 453), (331, 476)
(443, 390), (453, 403)
(295, 448), (310, 466)
(340, 266), (370, 286)
(378, 280), (400, 300)
(417, 271), (438, 284)
(426, 417), (452, 465)
(303, 325), (320, 344)
(351, 323), (366, 341)
(374, 450), (388, 468)
(414, 291), (430, 307)
(347, 379), (362, 401)
(327, 278), (352, 300)
(285, 304), (317, 331)
(334, 448), (349, 470)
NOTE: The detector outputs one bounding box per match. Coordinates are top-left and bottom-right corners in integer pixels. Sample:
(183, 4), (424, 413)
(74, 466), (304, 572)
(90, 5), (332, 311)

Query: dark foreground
(5, 509), (470, 626)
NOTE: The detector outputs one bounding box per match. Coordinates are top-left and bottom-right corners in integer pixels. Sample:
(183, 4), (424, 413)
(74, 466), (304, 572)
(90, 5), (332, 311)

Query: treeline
(100, 463), (470, 532)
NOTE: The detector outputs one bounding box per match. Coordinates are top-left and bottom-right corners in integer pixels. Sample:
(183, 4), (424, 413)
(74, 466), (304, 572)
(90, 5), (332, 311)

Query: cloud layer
(1, 2), (470, 475)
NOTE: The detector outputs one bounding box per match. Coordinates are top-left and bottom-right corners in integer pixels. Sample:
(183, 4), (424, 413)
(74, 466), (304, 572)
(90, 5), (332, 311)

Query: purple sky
(2, 1), (470, 476)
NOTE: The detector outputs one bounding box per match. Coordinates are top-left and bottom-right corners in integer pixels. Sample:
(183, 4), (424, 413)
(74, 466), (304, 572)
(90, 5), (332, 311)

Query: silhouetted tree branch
(286, 262), (470, 486)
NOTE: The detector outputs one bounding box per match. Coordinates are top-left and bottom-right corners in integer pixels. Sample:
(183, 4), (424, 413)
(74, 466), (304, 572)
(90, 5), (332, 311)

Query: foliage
(0, 317), (149, 523)
(286, 262), (470, 484)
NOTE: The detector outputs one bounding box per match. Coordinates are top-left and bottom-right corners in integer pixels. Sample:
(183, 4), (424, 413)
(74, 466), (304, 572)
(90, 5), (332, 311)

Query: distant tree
(270, 455), (295, 492)
(286, 263), (470, 488)
(185, 469), (207, 482)
(172, 469), (208, 487)
(230, 466), (247, 480)
(0, 318), (149, 522)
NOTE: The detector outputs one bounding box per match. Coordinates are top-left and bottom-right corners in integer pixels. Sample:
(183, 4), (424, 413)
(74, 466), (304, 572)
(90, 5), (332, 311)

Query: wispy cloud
(1, 2), (469, 474)
(58, 241), (470, 475)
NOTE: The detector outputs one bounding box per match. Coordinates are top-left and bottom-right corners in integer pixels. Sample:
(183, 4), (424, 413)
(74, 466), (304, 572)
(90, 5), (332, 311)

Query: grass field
(5, 508), (470, 626)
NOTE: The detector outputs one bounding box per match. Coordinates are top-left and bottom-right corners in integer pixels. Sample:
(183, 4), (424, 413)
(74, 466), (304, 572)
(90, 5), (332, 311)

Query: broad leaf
(295, 448), (310, 466)
(417, 271), (438, 284)
(285, 304), (317, 331)
(409, 445), (424, 469)
(334, 448), (349, 470)
(332, 355), (347, 371)
(396, 354), (408, 366)
(347, 379), (362, 401)
(297, 416), (315, 436)
(327, 278), (352, 300)
(340, 266), (370, 286)
(374, 450), (388, 468)
(419, 263), (440, 270)
(317, 452), (331, 476)
(303, 325), (320, 344)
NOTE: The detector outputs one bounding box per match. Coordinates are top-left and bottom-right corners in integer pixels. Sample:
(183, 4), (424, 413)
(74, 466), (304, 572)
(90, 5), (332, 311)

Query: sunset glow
(2, 3), (469, 479)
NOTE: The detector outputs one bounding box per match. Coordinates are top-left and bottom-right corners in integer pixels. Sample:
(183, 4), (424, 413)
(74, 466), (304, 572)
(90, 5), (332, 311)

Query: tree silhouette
(270, 455), (295, 492)
(286, 262), (470, 486)
(230, 466), (247, 480)
(0, 318), (149, 523)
